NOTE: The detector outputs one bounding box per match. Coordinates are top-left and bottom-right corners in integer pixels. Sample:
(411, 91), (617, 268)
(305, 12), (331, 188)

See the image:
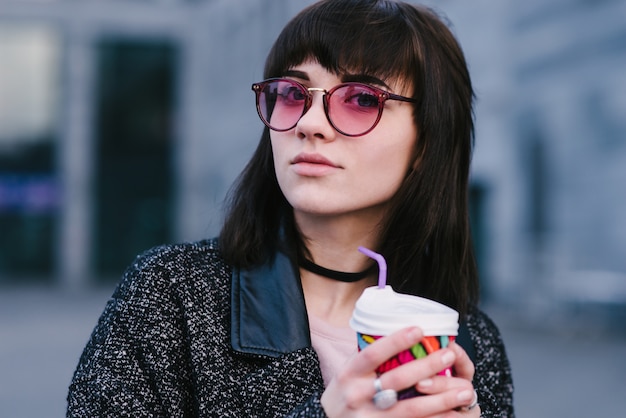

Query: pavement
(1, 285), (625, 418)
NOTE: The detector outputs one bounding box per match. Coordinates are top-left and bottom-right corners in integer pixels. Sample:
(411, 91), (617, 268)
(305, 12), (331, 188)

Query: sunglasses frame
(252, 78), (416, 137)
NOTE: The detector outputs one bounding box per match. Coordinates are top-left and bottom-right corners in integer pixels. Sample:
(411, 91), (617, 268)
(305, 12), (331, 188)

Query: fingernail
(407, 327), (421, 342)
(457, 389), (473, 402)
(442, 350), (456, 365)
(418, 378), (433, 388)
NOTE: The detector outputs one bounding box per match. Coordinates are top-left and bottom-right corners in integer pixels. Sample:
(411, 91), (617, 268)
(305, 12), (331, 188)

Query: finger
(456, 389), (480, 416)
(378, 347), (456, 392)
(348, 327), (424, 376)
(416, 375), (473, 395)
(392, 388), (478, 417)
(449, 341), (475, 380)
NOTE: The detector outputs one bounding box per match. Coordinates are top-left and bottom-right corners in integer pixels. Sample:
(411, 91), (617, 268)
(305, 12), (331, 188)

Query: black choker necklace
(299, 257), (376, 282)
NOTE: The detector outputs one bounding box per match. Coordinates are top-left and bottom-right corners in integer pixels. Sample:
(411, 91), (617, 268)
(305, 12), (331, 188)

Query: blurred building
(0, 0), (307, 286)
(1, 0), (625, 314)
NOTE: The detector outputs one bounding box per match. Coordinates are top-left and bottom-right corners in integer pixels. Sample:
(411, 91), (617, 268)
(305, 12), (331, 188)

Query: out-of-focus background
(1, 0), (625, 416)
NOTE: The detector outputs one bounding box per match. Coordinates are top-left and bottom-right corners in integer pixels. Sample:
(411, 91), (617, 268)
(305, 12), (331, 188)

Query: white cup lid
(349, 286), (459, 336)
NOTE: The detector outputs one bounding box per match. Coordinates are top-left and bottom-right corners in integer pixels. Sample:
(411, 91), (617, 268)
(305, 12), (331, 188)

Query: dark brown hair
(220, 0), (478, 315)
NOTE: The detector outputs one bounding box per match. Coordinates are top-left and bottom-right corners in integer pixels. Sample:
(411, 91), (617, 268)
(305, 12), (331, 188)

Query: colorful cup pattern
(357, 333), (456, 399)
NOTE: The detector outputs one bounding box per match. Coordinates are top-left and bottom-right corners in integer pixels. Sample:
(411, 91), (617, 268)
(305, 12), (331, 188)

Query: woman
(68, 0), (514, 417)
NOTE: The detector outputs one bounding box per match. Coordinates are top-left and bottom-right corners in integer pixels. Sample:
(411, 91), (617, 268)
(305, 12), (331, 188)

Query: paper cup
(349, 286), (459, 399)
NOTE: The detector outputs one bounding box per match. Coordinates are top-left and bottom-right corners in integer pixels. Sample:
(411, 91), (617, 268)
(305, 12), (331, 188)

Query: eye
(277, 85), (307, 105)
(354, 92), (379, 108)
(338, 85), (381, 110)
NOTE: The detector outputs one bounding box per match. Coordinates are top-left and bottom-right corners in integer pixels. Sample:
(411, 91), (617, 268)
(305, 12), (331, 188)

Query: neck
(300, 268), (376, 326)
(295, 212), (381, 269)
(293, 210), (383, 325)
(297, 238), (379, 326)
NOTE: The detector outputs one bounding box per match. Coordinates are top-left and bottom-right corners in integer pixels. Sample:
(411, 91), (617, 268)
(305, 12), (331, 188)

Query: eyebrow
(282, 70), (390, 90)
(341, 74), (390, 89)
(283, 70), (309, 80)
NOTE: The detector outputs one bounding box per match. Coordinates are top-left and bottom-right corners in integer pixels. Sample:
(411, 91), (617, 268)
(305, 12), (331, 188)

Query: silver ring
(372, 378), (398, 410)
(459, 389), (479, 412)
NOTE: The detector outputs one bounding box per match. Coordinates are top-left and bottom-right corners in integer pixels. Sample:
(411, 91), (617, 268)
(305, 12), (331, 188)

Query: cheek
(269, 136), (287, 168)
(365, 131), (417, 177)
(351, 147), (413, 199)
(269, 137), (292, 191)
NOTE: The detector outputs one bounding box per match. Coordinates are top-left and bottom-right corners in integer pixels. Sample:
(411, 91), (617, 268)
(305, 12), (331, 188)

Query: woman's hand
(320, 327), (480, 417)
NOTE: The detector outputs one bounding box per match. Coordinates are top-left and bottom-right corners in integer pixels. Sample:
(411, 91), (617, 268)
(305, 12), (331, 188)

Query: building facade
(1, 0), (625, 311)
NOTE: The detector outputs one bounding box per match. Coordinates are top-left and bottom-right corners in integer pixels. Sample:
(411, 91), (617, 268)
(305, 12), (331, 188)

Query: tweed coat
(67, 239), (514, 417)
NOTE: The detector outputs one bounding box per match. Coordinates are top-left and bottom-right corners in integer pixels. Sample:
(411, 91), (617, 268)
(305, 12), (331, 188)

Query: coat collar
(230, 250), (311, 358)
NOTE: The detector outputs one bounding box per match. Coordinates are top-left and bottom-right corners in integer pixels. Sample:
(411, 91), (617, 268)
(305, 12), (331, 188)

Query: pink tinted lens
(259, 80), (306, 131)
(328, 84), (381, 135)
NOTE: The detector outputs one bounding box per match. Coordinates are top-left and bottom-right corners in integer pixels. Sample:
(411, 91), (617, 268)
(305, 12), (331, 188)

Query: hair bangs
(264, 0), (419, 93)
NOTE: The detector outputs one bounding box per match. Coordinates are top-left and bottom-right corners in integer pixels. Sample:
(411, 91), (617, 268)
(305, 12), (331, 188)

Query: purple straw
(358, 246), (387, 289)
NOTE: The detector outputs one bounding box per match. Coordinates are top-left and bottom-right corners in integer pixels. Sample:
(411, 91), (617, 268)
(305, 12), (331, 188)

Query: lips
(290, 152), (341, 176)
(291, 153), (339, 167)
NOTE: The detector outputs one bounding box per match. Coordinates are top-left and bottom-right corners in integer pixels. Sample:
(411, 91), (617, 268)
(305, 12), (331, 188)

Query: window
(0, 25), (60, 281)
(93, 39), (177, 279)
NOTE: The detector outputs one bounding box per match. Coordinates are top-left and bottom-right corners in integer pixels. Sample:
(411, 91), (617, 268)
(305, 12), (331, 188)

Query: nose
(295, 89), (336, 141)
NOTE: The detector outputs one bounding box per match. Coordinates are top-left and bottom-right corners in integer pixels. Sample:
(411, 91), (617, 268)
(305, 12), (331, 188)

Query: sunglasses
(252, 78), (416, 137)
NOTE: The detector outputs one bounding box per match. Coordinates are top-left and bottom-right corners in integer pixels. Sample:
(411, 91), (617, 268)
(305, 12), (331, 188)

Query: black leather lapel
(231, 251), (311, 357)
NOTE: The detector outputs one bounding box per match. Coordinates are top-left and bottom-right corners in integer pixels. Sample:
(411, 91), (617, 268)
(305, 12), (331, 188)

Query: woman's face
(271, 60), (418, 225)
